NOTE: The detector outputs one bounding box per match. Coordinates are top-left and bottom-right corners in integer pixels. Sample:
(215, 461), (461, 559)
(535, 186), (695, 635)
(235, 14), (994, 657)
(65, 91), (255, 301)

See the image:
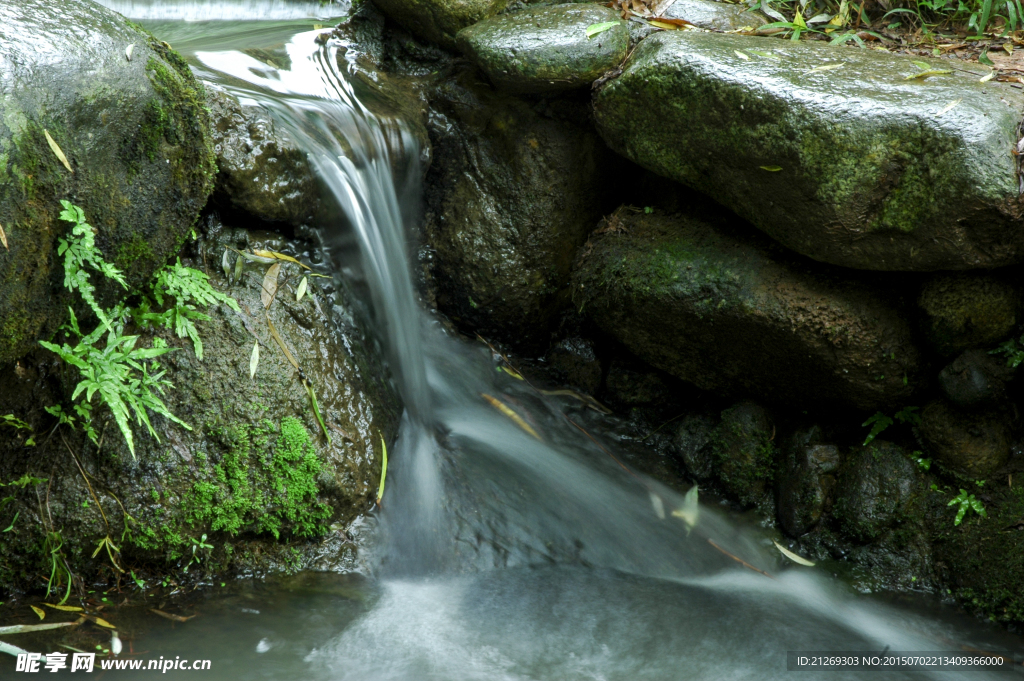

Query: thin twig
(708, 539), (775, 579)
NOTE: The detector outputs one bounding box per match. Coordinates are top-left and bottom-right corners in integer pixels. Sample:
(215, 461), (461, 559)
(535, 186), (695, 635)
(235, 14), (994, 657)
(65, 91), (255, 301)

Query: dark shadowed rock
(547, 337), (602, 394)
(938, 349), (1014, 407)
(572, 210), (920, 409)
(593, 31), (1024, 271)
(673, 413), (717, 481)
(777, 426), (840, 537)
(371, 0), (509, 49)
(710, 401), (775, 507)
(834, 441), (918, 543)
(0, 0), (215, 365)
(918, 273), (1020, 357)
(919, 400), (1012, 478)
(456, 5), (628, 94)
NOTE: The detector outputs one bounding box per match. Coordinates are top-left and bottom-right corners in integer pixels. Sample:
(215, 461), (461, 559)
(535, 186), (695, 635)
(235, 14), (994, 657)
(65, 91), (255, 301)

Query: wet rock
(547, 337), (602, 394)
(673, 413), (717, 481)
(593, 31), (1024, 271)
(918, 274), (1020, 357)
(456, 5), (628, 95)
(572, 210), (920, 409)
(710, 401), (775, 507)
(0, 0), (216, 365)
(834, 441), (918, 543)
(777, 427), (840, 537)
(207, 87), (318, 228)
(938, 349), (1014, 407)
(0, 230), (400, 590)
(424, 68), (615, 347)
(371, 0), (510, 49)
(603, 358), (673, 407)
(660, 0), (767, 30)
(919, 400), (1011, 478)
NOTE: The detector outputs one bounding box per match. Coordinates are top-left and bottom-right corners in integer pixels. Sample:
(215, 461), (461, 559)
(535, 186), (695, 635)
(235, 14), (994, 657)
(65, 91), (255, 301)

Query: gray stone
(593, 31), (1024, 271)
(571, 210), (920, 409)
(661, 0), (767, 31)
(456, 5), (628, 94)
(370, 0), (510, 49)
(0, 0), (215, 365)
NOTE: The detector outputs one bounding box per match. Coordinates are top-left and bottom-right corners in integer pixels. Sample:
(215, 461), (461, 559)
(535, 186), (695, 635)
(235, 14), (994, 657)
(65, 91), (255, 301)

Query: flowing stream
(94, 3), (1023, 678)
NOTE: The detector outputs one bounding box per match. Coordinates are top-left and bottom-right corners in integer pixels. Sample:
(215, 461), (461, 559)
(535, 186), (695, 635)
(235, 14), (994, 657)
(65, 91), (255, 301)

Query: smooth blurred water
(83, 3), (1024, 678)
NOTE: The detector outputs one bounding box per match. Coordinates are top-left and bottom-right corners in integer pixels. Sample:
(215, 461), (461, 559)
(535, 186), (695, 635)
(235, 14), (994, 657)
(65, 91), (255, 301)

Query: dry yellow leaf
(44, 130), (73, 172)
(0, 222), (7, 250)
(30, 605), (44, 620)
(252, 249), (311, 270)
(481, 393), (541, 440)
(261, 262), (281, 309)
(43, 603), (83, 612)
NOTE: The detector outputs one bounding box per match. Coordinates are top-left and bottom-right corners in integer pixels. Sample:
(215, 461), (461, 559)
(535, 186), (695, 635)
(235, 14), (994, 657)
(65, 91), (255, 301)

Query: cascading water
(94, 4), (1024, 678)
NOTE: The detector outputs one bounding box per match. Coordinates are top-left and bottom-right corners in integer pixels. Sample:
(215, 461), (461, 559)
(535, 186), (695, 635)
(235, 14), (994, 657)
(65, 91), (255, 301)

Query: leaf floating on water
(481, 393), (541, 440)
(43, 603), (82, 612)
(85, 615), (116, 629)
(30, 605), (44, 620)
(904, 68), (952, 80)
(0, 621), (79, 635)
(125, 43), (134, 61)
(760, 165), (783, 171)
(773, 539), (816, 566)
(252, 249), (311, 270)
(296, 276), (308, 302)
(980, 70), (996, 83)
(586, 21), (620, 38)
(249, 341), (259, 379)
(149, 609), (195, 623)
(376, 436), (388, 505)
(500, 365), (524, 380)
(44, 130), (73, 172)
(261, 262), (281, 309)
(671, 484), (699, 533)
(935, 98), (962, 116)
(650, 491), (666, 519)
(734, 50), (750, 60)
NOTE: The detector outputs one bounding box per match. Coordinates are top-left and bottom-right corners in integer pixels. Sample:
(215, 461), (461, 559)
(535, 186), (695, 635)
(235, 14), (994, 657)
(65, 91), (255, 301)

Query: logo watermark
(16, 652), (211, 673)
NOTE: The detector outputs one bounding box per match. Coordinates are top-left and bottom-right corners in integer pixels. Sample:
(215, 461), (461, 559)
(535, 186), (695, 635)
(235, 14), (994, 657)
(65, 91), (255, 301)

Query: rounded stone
(919, 400), (1011, 479)
(918, 274), (1020, 357)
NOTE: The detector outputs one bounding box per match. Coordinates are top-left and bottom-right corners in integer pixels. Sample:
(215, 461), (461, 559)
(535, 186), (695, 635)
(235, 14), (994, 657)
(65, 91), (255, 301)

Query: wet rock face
(424, 69), (615, 347)
(919, 400), (1012, 478)
(0, 229), (400, 590)
(660, 0), (766, 30)
(938, 349), (1014, 407)
(572, 210), (920, 410)
(673, 414), (716, 481)
(547, 337), (602, 394)
(456, 5), (628, 95)
(207, 87), (319, 228)
(709, 401), (775, 507)
(776, 427), (840, 537)
(370, 0), (510, 49)
(0, 0), (216, 366)
(833, 441), (918, 543)
(593, 31), (1024, 271)
(917, 274), (1020, 357)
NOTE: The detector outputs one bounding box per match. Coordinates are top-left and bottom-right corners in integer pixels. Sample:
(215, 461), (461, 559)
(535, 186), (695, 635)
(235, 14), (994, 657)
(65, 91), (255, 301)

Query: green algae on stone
(833, 440), (919, 543)
(572, 209), (920, 409)
(917, 273), (1020, 356)
(370, 0), (510, 49)
(456, 4), (628, 94)
(709, 401), (775, 507)
(593, 31), (1024, 271)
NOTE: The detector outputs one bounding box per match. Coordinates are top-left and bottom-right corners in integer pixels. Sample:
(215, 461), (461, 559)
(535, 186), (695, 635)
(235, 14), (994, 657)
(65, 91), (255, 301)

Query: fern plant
(41, 202), (233, 457)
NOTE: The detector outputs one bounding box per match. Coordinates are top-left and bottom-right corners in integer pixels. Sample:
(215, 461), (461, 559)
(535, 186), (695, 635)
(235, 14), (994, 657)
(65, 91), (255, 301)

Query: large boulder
(423, 68), (615, 347)
(0, 229), (400, 591)
(593, 31), (1024, 271)
(572, 210), (920, 409)
(0, 0), (216, 366)
(370, 0), (510, 50)
(456, 5), (628, 95)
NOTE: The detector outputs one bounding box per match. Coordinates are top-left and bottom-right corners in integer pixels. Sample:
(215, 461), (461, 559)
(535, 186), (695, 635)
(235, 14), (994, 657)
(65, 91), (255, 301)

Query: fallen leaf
(261, 262), (281, 308)
(649, 17), (692, 27)
(44, 130), (73, 172)
(149, 609), (195, 623)
(935, 98), (962, 116)
(221, 248), (232, 279)
(252, 249), (311, 270)
(649, 19), (681, 29)
(125, 43), (134, 61)
(30, 605), (44, 620)
(586, 21), (620, 38)
(760, 165), (783, 171)
(773, 539), (816, 566)
(807, 63), (844, 73)
(0, 222), (7, 250)
(980, 70), (997, 82)
(1004, 43), (1014, 55)
(749, 49), (779, 59)
(734, 50), (750, 60)
(84, 615), (116, 629)
(43, 604), (83, 612)
(912, 59), (931, 69)
(979, 49), (995, 66)
(0, 621), (79, 635)
(296, 276), (308, 302)
(500, 365), (524, 380)
(481, 393), (541, 440)
(650, 491), (666, 519)
(671, 484), (699, 533)
(0, 640), (31, 658)
(249, 340), (259, 379)
(904, 69), (952, 80)
(234, 251), (244, 282)
(376, 436), (388, 505)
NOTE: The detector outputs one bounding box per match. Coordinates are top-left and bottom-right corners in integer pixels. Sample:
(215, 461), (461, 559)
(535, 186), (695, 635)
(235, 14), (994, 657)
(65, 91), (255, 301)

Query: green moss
(115, 232), (156, 272)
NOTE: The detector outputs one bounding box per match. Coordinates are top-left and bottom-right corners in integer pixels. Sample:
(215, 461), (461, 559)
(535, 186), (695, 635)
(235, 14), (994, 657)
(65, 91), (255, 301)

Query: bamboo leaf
(376, 436), (388, 505)
(296, 276), (308, 302)
(252, 249), (311, 270)
(261, 262), (281, 309)
(44, 130), (73, 172)
(30, 605), (45, 620)
(671, 484), (699, 533)
(807, 63), (843, 73)
(586, 21), (620, 38)
(481, 393), (541, 440)
(734, 50), (750, 59)
(980, 70), (996, 82)
(249, 340), (259, 379)
(84, 614), (116, 629)
(760, 165), (783, 171)
(0, 222), (7, 250)
(904, 69), (952, 80)
(935, 98), (962, 116)
(43, 603), (82, 612)
(773, 539), (816, 566)
(0, 621), (79, 635)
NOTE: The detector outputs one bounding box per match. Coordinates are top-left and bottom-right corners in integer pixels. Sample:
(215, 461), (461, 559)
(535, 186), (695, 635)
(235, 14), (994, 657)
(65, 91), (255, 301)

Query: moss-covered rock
(424, 67), (616, 347)
(776, 426), (840, 537)
(659, 0), (766, 30)
(0, 0), (216, 366)
(456, 5), (628, 95)
(709, 401), (775, 507)
(919, 400), (1012, 479)
(371, 0), (510, 49)
(593, 31), (1024, 271)
(0, 229), (400, 594)
(917, 273), (1020, 357)
(572, 209), (920, 409)
(833, 441), (919, 543)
